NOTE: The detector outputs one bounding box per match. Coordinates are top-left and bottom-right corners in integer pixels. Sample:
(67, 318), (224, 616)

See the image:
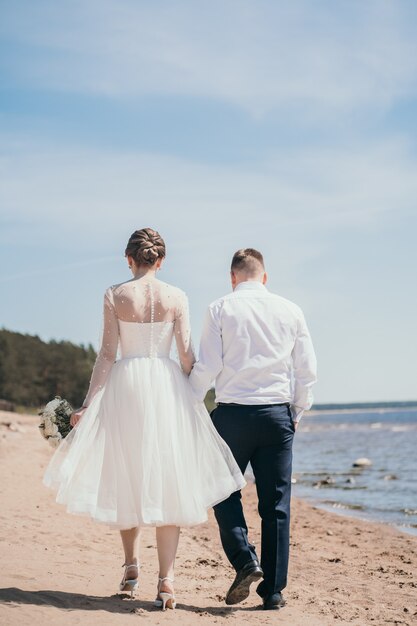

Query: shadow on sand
(0, 587), (262, 615)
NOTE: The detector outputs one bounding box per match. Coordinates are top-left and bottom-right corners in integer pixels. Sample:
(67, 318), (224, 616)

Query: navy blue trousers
(212, 403), (295, 597)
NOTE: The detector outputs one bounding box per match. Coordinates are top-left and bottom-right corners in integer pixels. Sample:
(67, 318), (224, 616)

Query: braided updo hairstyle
(125, 228), (166, 267)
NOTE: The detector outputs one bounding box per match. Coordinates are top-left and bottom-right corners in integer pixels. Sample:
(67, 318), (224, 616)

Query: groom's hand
(70, 406), (87, 427)
(293, 420), (299, 431)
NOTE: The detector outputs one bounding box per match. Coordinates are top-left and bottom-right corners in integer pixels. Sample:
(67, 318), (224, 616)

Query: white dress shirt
(189, 281), (317, 422)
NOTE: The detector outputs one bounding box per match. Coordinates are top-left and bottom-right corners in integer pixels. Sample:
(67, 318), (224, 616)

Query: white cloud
(1, 134), (416, 240)
(1, 132), (416, 402)
(2, 0), (417, 116)
(1, 1), (417, 402)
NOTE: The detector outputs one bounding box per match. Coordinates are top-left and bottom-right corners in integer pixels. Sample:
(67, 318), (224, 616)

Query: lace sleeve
(83, 287), (119, 406)
(173, 290), (195, 375)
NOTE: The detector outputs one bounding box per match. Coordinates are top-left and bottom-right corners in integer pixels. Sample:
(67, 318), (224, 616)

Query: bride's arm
(77, 287), (119, 414)
(174, 291), (195, 375)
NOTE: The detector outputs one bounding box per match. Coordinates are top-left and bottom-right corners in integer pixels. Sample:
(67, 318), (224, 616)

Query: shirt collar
(234, 281), (268, 292)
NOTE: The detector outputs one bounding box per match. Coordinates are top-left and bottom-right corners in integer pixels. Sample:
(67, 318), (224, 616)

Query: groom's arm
(291, 309), (317, 424)
(189, 304), (223, 401)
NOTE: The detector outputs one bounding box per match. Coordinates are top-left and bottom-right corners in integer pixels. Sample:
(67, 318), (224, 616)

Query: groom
(189, 248), (317, 610)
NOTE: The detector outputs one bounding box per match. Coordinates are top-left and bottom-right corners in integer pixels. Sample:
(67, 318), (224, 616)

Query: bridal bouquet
(39, 396), (73, 448)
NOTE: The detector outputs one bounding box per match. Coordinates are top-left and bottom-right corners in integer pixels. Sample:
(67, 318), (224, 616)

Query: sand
(0, 410), (416, 626)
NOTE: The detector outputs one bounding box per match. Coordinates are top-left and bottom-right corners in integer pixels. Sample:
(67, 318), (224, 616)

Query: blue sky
(1, 0), (416, 403)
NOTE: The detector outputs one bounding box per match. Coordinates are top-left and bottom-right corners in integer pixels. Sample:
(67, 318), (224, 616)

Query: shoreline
(1, 410), (416, 626)
(296, 494), (417, 537)
(294, 406), (417, 536)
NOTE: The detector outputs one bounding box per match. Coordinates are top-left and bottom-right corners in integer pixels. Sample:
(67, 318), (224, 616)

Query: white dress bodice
(119, 321), (174, 359)
(83, 277), (194, 406)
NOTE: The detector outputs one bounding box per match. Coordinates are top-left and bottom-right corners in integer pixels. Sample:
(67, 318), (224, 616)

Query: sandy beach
(0, 410), (416, 626)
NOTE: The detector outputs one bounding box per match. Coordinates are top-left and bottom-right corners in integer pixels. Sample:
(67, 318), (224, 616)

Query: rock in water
(352, 458), (372, 468)
(313, 476), (335, 488)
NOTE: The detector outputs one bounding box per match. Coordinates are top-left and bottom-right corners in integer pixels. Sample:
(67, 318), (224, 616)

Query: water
(292, 408), (417, 535)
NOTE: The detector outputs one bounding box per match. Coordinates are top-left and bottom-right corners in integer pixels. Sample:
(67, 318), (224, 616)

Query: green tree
(0, 329), (97, 408)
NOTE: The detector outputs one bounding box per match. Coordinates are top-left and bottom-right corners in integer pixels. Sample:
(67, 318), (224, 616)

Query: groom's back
(190, 248), (316, 411)
(209, 283), (308, 405)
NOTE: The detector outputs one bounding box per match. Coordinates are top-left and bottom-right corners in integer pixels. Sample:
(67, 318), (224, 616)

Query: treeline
(0, 329), (97, 409)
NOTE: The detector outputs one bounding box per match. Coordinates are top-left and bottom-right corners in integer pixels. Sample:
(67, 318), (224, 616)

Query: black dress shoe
(225, 559), (264, 605)
(262, 592), (286, 610)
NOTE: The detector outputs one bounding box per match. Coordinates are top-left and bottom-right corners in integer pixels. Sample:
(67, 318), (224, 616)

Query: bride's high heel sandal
(119, 562), (139, 598)
(154, 576), (176, 610)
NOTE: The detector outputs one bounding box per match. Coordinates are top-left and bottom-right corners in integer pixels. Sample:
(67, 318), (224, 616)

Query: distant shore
(3, 385), (417, 418)
(308, 405), (417, 415)
(0, 410), (416, 626)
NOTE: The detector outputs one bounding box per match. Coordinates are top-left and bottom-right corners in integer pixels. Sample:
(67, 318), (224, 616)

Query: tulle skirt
(43, 357), (245, 529)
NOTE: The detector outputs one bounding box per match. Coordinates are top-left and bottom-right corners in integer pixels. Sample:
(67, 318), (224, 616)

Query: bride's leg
(120, 526), (141, 566)
(156, 525), (180, 593)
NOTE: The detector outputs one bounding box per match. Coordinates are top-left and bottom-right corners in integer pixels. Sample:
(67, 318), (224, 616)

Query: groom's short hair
(231, 248), (265, 275)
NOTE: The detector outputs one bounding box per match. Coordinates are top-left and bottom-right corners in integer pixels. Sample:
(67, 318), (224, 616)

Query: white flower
(42, 409), (57, 422)
(39, 423), (49, 439)
(42, 398), (61, 422)
(44, 419), (59, 437)
(48, 433), (62, 448)
(45, 398), (60, 413)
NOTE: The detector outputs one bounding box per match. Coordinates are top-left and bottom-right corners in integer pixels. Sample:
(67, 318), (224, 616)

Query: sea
(292, 406), (417, 535)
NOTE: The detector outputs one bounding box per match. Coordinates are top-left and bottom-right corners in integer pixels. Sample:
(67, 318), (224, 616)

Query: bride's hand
(70, 407), (87, 427)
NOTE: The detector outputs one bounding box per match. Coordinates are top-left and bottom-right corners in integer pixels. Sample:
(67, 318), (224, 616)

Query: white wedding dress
(43, 277), (245, 529)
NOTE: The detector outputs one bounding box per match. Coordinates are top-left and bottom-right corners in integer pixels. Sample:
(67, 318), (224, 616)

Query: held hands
(70, 406), (87, 428)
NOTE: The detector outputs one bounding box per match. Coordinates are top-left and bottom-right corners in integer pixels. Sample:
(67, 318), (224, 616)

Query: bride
(43, 228), (245, 610)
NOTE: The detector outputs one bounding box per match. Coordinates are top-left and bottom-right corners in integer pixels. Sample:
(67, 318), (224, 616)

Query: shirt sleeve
(189, 304), (223, 401)
(291, 310), (317, 422)
(173, 291), (195, 375)
(83, 287), (119, 407)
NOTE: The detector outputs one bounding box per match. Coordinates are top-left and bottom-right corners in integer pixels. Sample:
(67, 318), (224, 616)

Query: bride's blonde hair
(125, 228), (166, 266)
